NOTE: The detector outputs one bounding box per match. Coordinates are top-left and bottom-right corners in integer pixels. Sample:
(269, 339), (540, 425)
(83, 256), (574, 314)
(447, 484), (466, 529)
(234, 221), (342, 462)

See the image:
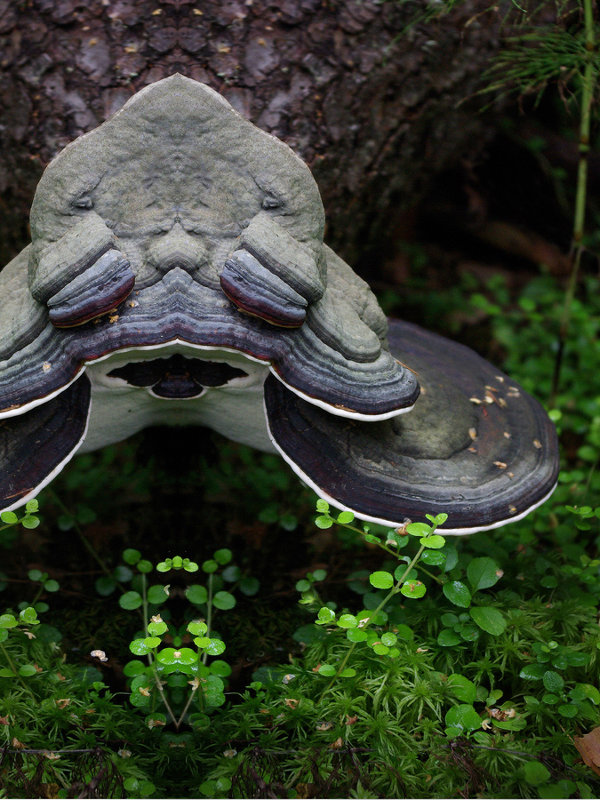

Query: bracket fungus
(0, 75), (559, 533)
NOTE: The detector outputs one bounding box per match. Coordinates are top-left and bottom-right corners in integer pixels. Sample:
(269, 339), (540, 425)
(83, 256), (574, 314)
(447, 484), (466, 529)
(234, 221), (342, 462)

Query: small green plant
(113, 548), (258, 732)
(0, 500), (41, 553)
(305, 501), (449, 683)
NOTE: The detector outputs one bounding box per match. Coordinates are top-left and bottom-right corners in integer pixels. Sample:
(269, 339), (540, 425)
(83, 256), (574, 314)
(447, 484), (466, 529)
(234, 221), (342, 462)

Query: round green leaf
(188, 621), (208, 636)
(421, 550), (446, 566)
(19, 607), (38, 624)
(438, 629), (461, 647)
(557, 703), (578, 718)
(202, 559), (218, 574)
(27, 569), (43, 582)
(380, 632), (397, 647)
(337, 511), (355, 524)
(143, 636), (161, 649)
(443, 581), (472, 608)
(346, 628), (368, 642)
(222, 565), (241, 582)
(317, 606), (336, 624)
(400, 580), (426, 599)
(543, 693), (559, 705)
(420, 534), (445, 549)
(95, 576), (117, 596)
(213, 591), (236, 610)
(214, 548), (232, 565)
(18, 664), (38, 677)
(119, 591), (142, 610)
(522, 761), (551, 786)
(445, 704), (481, 733)
(173, 647), (197, 665)
(448, 674), (477, 703)
(129, 638), (151, 656)
(156, 647), (177, 665)
(405, 522), (431, 537)
(469, 606), (506, 636)
(147, 620), (167, 636)
(315, 515), (333, 529)
(122, 549), (141, 565)
(147, 585), (169, 605)
(123, 660), (146, 677)
(129, 690), (151, 707)
(441, 612), (459, 627)
(315, 499), (329, 513)
(372, 643), (389, 655)
(209, 660), (232, 677)
(466, 557), (501, 591)
(206, 639), (226, 656)
(318, 664), (336, 676)
(458, 623), (479, 642)
(43, 579), (60, 593)
(112, 565), (133, 582)
(337, 614), (358, 629)
(186, 585), (208, 605)
(136, 560), (153, 574)
(339, 667), (357, 678)
(0, 614), (17, 628)
(543, 671), (564, 693)
(369, 571), (394, 590)
(0, 511), (18, 524)
(520, 664), (545, 680)
(21, 516), (40, 530)
(240, 576), (260, 596)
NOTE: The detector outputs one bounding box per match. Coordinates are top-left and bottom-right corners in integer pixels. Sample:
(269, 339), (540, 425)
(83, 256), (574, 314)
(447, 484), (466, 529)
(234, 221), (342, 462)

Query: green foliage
(2, 256), (600, 797)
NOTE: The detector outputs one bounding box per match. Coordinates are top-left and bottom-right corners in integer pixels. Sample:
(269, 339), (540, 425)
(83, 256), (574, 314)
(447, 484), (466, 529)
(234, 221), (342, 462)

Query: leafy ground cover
(0, 267), (599, 799)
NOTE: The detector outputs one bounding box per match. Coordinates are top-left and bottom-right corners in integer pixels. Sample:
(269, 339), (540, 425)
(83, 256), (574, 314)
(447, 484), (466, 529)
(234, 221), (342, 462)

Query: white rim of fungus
(1, 337), (413, 422)
(268, 368), (416, 421)
(2, 395), (92, 513)
(0, 367), (86, 420)
(264, 397), (557, 536)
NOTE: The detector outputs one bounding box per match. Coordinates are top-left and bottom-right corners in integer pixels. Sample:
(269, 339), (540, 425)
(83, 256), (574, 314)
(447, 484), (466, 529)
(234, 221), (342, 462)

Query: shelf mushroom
(0, 75), (559, 532)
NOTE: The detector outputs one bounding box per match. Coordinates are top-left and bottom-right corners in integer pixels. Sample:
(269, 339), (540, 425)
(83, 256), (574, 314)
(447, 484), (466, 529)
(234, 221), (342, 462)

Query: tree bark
(0, 0), (503, 268)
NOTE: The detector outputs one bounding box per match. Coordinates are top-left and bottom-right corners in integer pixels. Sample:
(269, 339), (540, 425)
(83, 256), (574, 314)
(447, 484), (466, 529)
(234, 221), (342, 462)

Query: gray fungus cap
(0, 75), (558, 532)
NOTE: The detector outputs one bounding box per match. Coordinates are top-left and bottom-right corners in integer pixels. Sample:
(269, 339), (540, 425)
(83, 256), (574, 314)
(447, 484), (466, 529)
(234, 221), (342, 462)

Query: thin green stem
(0, 642), (33, 693)
(140, 573), (177, 728)
(176, 685), (199, 729)
(29, 585), (44, 607)
(141, 574), (148, 633)
(149, 663), (178, 727)
(49, 492), (112, 578)
(323, 540), (429, 693)
(551, 0), (596, 402)
(203, 574), (214, 666)
(339, 520), (442, 582)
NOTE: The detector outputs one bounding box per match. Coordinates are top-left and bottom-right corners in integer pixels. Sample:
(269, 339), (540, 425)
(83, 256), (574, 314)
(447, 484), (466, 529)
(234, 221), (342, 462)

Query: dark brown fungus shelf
(265, 319), (559, 534)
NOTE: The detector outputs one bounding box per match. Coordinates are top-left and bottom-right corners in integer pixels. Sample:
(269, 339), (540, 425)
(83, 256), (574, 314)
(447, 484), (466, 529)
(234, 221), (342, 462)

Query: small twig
(551, 0), (596, 402)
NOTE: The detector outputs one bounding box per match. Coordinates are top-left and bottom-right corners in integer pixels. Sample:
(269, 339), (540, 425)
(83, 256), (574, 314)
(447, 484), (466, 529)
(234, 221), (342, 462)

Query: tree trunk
(0, 0), (503, 269)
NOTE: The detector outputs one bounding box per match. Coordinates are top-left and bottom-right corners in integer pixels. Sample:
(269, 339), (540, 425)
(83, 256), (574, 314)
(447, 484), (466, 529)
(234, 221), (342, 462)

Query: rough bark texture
(0, 0), (503, 268)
